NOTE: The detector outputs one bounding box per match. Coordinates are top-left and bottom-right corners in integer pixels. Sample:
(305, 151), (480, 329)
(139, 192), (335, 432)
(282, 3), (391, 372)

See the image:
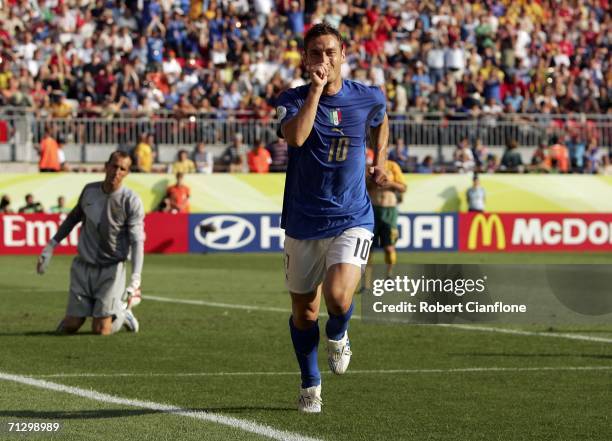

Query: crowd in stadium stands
(381, 132), (611, 173)
(0, 0), (610, 171)
(0, 193), (69, 213)
(1, 0), (609, 116)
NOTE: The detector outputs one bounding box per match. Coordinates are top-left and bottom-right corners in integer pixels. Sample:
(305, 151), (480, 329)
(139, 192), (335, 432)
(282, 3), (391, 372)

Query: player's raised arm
(280, 24), (345, 148)
(280, 66), (326, 147)
(368, 113), (390, 187)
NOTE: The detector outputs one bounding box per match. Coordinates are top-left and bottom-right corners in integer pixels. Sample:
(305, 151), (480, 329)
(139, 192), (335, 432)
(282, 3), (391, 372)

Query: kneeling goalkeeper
(37, 151), (144, 335)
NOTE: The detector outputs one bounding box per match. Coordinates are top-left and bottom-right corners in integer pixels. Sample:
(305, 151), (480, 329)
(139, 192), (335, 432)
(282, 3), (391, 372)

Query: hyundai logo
(194, 215), (256, 250)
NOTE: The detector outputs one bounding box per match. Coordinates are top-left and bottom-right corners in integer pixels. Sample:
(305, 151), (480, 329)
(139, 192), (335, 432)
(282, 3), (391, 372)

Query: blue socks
(289, 317), (321, 388)
(326, 302), (354, 341)
(289, 303), (354, 387)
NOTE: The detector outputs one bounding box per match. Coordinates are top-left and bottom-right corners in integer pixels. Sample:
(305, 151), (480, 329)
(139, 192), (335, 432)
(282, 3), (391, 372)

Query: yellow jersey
(134, 142), (153, 172)
(369, 160), (406, 207)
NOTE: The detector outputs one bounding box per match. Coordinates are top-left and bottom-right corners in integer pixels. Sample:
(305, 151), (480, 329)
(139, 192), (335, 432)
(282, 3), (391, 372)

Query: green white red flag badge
(329, 109), (342, 126)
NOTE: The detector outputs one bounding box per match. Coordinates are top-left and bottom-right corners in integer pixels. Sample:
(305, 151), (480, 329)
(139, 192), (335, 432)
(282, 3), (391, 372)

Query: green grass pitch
(0, 253), (611, 441)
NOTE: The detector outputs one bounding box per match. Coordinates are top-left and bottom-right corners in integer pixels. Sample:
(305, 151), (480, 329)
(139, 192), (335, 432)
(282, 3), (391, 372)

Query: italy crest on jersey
(329, 109), (342, 126)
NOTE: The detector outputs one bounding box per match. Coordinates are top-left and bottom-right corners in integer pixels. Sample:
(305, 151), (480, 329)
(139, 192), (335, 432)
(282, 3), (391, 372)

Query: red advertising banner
(0, 213), (189, 255)
(144, 212), (188, 253)
(460, 213), (612, 252)
(4, 212), (612, 254)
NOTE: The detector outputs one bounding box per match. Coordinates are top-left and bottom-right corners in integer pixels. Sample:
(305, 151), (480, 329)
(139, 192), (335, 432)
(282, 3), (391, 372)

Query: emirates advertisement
(0, 213), (189, 254)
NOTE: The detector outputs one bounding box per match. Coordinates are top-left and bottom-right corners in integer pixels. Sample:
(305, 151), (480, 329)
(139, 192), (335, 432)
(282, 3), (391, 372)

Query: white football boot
(123, 309), (140, 333)
(327, 331), (352, 374)
(298, 385), (322, 413)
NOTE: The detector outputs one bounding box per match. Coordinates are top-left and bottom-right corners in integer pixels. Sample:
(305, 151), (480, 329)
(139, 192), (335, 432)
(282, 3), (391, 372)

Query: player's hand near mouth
(307, 63), (328, 89)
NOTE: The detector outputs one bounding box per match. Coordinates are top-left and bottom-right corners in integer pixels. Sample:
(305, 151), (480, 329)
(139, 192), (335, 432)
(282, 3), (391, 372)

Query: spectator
(49, 196), (70, 214)
(162, 50), (182, 85)
(221, 82), (242, 111)
(388, 138), (409, 171)
(18, 194), (44, 213)
(453, 138), (475, 173)
(601, 153), (612, 176)
(481, 97), (503, 127)
(426, 42), (445, 85)
(546, 137), (570, 173)
(584, 137), (602, 174)
(221, 133), (248, 173)
(412, 61), (433, 98)
(133, 133), (156, 173)
(156, 196), (173, 213)
(566, 134), (587, 173)
(1, 195), (14, 213)
(472, 139), (489, 172)
(445, 40), (465, 79)
(500, 140), (524, 173)
(193, 142), (214, 174)
(485, 154), (499, 174)
(37, 129), (61, 172)
(466, 175), (486, 212)
(165, 172), (190, 213)
(172, 149), (196, 174)
(504, 87), (524, 112)
(287, 0), (305, 35)
(247, 139), (272, 173)
(530, 142), (550, 173)
(49, 91), (73, 118)
(267, 137), (288, 172)
(417, 155), (434, 174)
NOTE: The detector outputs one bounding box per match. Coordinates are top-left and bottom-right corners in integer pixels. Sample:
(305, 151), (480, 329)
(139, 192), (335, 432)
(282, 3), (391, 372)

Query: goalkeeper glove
(124, 273), (142, 308)
(37, 239), (57, 274)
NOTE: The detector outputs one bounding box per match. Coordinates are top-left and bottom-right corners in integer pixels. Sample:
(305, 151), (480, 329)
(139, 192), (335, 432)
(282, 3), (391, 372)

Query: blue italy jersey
(277, 80), (386, 240)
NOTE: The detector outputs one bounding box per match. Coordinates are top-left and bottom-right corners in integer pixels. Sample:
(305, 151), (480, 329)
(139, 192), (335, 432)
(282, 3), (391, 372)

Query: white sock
(111, 311), (126, 334)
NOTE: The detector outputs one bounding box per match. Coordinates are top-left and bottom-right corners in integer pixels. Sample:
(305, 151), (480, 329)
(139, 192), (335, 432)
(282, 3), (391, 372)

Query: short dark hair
(106, 151), (131, 165)
(304, 23), (344, 51)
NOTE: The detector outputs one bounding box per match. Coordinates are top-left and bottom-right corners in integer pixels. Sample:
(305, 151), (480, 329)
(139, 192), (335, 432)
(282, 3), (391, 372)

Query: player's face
(304, 34), (345, 85)
(105, 156), (131, 188)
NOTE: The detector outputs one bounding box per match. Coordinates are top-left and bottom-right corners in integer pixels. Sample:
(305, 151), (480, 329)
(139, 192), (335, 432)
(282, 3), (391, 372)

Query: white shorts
(284, 227), (373, 294)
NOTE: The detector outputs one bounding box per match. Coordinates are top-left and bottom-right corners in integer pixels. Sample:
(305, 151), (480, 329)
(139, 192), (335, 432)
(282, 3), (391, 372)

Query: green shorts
(66, 258), (126, 318)
(372, 206), (399, 248)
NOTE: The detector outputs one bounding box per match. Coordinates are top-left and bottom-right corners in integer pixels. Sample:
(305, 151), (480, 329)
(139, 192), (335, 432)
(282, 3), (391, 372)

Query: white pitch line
(30, 366), (612, 379)
(439, 324), (612, 344)
(0, 372), (323, 441)
(143, 295), (612, 344)
(144, 295), (290, 313)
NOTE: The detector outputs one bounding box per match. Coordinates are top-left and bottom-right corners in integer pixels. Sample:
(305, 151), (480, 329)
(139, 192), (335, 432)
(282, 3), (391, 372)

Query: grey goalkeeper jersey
(53, 182), (145, 269)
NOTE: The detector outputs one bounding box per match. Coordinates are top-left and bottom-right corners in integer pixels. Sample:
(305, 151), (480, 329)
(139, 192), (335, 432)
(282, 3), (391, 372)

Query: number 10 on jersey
(328, 137), (350, 162)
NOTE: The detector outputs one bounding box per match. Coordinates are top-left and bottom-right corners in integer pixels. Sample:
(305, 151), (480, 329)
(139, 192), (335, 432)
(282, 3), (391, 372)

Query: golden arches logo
(467, 214), (506, 250)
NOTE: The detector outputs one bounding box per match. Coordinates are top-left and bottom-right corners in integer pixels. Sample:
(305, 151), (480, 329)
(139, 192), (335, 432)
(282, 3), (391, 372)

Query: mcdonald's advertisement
(460, 213), (612, 252)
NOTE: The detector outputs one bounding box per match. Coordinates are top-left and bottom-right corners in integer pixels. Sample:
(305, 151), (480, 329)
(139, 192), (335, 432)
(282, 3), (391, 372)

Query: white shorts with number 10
(284, 227), (373, 294)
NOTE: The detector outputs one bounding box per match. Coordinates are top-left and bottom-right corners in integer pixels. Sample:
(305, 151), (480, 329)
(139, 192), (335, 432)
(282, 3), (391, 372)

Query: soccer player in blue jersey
(276, 23), (389, 413)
